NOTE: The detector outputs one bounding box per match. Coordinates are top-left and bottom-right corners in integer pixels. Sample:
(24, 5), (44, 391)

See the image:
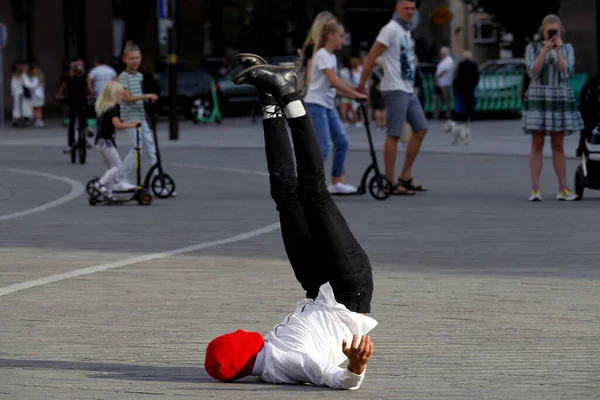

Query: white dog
(444, 120), (470, 145)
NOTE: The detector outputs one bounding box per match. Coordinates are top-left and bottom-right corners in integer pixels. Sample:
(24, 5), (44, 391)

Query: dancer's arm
(282, 352), (367, 390)
(323, 69), (366, 100)
(276, 335), (373, 390)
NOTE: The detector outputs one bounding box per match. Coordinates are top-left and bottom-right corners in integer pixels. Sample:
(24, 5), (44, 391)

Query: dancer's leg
(283, 95), (373, 313)
(262, 102), (326, 299)
(232, 64), (373, 312)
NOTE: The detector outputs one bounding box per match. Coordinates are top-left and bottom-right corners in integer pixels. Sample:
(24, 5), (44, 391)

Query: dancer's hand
(342, 334), (373, 375)
(145, 94), (158, 102)
(356, 85), (367, 94)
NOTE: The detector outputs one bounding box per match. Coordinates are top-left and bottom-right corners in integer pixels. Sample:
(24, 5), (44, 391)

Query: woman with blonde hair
(299, 11), (337, 89)
(92, 80), (141, 198)
(522, 14), (583, 201)
(304, 22), (367, 194)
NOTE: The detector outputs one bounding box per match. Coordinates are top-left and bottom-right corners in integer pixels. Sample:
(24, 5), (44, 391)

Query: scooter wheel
(151, 173), (176, 199)
(575, 165), (584, 200)
(368, 174), (392, 200)
(138, 191), (153, 206)
(89, 196), (99, 206)
(86, 178), (99, 196)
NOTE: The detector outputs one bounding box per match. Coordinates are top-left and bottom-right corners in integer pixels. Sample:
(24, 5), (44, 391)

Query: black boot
(235, 53), (275, 106)
(235, 53), (267, 69)
(233, 65), (298, 104)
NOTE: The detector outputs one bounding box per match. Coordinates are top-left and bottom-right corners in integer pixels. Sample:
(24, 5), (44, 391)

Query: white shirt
(375, 20), (416, 93)
(251, 283), (378, 390)
(88, 65), (117, 99)
(304, 48), (338, 109)
(435, 56), (455, 88)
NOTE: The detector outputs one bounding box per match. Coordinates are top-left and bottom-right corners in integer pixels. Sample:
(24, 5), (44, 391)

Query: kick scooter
(88, 124), (153, 206)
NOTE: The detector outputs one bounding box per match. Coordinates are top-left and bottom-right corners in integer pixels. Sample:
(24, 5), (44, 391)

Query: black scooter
(143, 107), (176, 198)
(354, 102), (392, 200)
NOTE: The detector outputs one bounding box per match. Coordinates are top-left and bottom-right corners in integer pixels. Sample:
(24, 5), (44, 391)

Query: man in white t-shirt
(434, 46), (455, 120)
(87, 57), (117, 101)
(357, 0), (428, 195)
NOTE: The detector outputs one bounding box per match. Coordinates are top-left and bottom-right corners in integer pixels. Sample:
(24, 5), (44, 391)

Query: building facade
(1, 0), (598, 117)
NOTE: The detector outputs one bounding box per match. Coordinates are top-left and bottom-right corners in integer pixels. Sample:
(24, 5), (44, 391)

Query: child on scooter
(93, 81), (141, 198)
(114, 41), (158, 191)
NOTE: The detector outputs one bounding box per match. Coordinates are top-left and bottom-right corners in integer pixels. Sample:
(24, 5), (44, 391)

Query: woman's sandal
(398, 177), (428, 192)
(384, 182), (416, 196)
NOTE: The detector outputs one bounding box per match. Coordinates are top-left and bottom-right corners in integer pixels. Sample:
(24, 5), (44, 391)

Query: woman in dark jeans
(56, 61), (90, 151)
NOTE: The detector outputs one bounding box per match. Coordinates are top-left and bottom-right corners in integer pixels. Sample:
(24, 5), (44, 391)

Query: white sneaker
(354, 122), (363, 127)
(342, 183), (358, 193)
(113, 181), (136, 192)
(529, 189), (542, 201)
(328, 182), (357, 194)
(556, 188), (578, 201)
(93, 181), (109, 195)
(34, 120), (44, 128)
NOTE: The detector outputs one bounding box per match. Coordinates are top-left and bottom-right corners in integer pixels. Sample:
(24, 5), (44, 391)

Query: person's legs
(97, 144), (123, 191)
(399, 93), (429, 190)
(305, 103), (332, 165)
(262, 103), (325, 298)
(326, 106), (350, 185)
(285, 99), (373, 313)
(529, 131), (545, 191)
(233, 64), (373, 312)
(550, 132), (568, 189)
(67, 105), (77, 147)
(119, 127), (138, 184)
(140, 120), (158, 177)
(381, 91), (413, 194)
(461, 90), (475, 122)
(441, 87), (452, 120)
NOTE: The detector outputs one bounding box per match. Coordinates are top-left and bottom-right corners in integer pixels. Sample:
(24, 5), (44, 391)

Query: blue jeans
(119, 120), (157, 184)
(305, 103), (349, 178)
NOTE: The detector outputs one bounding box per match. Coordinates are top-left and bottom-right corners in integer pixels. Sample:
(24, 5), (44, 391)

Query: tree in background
(462, 0), (561, 56)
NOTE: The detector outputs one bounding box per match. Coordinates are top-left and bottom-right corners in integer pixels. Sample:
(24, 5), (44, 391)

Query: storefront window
(11, 0), (32, 61)
(63, 0), (86, 60)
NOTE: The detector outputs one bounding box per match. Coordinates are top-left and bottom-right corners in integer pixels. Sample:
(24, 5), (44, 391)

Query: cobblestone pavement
(0, 118), (598, 399)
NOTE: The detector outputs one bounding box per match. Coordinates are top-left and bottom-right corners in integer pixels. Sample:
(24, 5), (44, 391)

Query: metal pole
(167, 0), (179, 140)
(0, 50), (4, 129)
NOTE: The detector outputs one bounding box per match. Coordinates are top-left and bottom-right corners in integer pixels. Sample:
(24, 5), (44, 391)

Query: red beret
(204, 330), (265, 382)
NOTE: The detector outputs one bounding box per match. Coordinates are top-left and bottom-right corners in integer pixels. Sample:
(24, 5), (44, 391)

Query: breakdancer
(204, 54), (377, 390)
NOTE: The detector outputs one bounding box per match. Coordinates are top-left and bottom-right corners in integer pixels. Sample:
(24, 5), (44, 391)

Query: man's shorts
(382, 90), (428, 138)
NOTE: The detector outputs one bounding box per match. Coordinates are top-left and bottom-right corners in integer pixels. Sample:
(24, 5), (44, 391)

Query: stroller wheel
(368, 174), (392, 200)
(575, 165), (584, 200)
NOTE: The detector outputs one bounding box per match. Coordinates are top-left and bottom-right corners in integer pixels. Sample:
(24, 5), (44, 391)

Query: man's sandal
(398, 177), (427, 192)
(384, 183), (416, 196)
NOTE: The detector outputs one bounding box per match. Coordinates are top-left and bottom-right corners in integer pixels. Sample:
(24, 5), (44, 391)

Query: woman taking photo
(522, 14), (583, 201)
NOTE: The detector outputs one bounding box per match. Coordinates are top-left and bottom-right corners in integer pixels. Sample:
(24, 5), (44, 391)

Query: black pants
(68, 105), (88, 147)
(458, 90), (475, 122)
(263, 114), (373, 313)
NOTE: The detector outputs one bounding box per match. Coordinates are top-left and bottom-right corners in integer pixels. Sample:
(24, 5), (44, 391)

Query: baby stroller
(574, 77), (600, 200)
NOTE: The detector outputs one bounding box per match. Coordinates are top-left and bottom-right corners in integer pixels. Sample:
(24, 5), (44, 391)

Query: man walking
(87, 57), (117, 101)
(358, 0), (428, 194)
(434, 46), (455, 120)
